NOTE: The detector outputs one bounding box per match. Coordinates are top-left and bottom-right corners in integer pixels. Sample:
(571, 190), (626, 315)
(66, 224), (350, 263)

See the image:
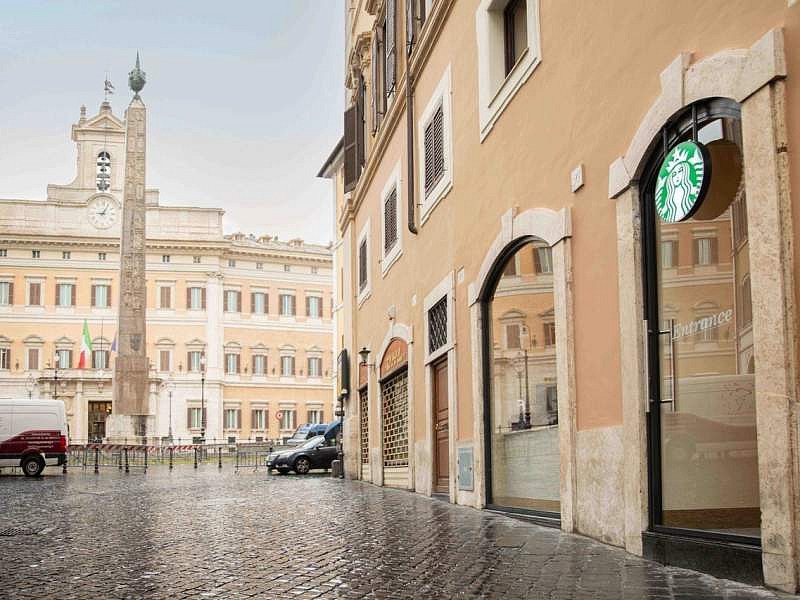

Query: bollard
(218, 447), (222, 469)
(235, 448), (239, 472)
(124, 447), (129, 474)
(119, 451), (122, 470)
(94, 447), (99, 474)
(194, 447), (198, 469)
(144, 447), (148, 472)
(169, 447), (174, 470)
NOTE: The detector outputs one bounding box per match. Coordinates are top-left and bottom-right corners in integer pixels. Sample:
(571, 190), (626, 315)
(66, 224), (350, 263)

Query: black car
(267, 435), (337, 474)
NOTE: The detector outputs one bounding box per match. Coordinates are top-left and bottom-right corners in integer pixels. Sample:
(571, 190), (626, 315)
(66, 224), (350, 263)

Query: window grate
(384, 188), (398, 254)
(360, 387), (369, 465)
(381, 369), (408, 467)
(428, 296), (448, 354)
(424, 103), (445, 196)
(359, 239), (368, 291)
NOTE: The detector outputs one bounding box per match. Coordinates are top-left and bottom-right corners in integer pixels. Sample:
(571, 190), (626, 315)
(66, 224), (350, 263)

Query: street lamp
(166, 378), (175, 443)
(514, 349), (531, 428)
(200, 353), (206, 443)
(52, 352), (60, 402)
(25, 373), (35, 400)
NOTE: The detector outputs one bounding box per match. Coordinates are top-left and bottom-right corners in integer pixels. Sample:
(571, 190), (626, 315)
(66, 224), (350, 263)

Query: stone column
(108, 58), (153, 441)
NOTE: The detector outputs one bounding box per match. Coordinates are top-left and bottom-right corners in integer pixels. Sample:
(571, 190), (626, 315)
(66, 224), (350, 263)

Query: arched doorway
(639, 98), (760, 542)
(380, 338), (409, 488)
(481, 237), (561, 517)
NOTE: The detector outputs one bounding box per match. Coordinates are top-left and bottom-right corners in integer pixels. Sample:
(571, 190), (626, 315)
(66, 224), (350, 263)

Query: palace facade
(0, 101), (334, 444)
(331, 0), (800, 592)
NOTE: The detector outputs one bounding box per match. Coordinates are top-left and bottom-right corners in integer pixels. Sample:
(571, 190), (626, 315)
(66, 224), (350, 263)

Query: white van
(0, 399), (69, 477)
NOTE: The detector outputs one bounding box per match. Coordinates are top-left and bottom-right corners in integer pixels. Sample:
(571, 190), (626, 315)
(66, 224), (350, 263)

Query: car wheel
(294, 457), (311, 475)
(277, 468), (290, 475)
(21, 455), (45, 477)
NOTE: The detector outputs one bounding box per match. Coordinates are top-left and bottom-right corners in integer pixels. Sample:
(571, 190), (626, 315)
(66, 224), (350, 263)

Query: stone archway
(611, 28), (798, 591)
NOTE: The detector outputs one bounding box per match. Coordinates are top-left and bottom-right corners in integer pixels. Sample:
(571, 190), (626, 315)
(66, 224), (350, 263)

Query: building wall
(340, 0), (800, 591)
(0, 102), (334, 444)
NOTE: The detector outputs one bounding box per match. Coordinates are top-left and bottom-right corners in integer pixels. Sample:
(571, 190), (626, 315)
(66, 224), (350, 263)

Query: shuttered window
(384, 188), (398, 254)
(306, 296), (322, 318)
(187, 407), (206, 429)
(424, 103), (445, 196)
(371, 28), (385, 133)
(28, 282), (41, 306)
(159, 286), (172, 309)
(279, 294), (296, 316)
(281, 356), (295, 376)
(344, 76), (367, 193)
(159, 350), (171, 372)
(0, 282), (11, 306)
(506, 324), (522, 349)
(0, 348), (10, 370)
(187, 287), (206, 310)
(225, 353), (240, 375)
(694, 237), (718, 266)
(307, 357), (322, 378)
(384, 0), (397, 97)
(252, 409), (267, 430)
(224, 290), (241, 312)
(544, 322), (556, 347)
(224, 409), (241, 430)
(27, 348), (39, 370)
(252, 292), (267, 314)
(252, 354), (267, 375)
(92, 284), (110, 308)
(57, 283), (76, 307)
(358, 239), (368, 292)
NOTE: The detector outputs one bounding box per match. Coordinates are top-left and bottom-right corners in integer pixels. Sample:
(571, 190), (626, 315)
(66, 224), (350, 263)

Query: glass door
(645, 102), (760, 542)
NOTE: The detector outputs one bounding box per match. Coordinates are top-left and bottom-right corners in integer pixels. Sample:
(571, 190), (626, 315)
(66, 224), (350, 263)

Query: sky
(0, 1), (344, 245)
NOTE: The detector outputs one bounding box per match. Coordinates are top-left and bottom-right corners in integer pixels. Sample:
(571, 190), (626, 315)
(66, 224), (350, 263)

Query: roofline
(316, 137), (344, 179)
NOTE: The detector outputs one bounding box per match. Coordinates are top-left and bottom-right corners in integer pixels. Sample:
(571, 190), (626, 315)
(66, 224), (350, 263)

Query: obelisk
(109, 54), (152, 441)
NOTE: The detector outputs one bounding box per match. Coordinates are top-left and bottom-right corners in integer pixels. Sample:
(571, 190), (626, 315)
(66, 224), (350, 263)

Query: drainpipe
(406, 25), (418, 235)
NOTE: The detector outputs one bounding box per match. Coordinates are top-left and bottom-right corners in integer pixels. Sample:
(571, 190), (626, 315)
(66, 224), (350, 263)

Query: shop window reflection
(488, 239), (560, 514)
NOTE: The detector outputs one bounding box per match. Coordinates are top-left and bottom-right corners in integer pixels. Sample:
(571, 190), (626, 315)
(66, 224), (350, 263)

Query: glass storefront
(486, 239), (560, 514)
(645, 103), (759, 540)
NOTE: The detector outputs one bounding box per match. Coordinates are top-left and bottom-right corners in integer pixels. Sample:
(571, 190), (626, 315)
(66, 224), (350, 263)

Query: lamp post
(200, 354), (206, 443)
(26, 373), (35, 400)
(167, 379), (174, 443)
(52, 352), (60, 402)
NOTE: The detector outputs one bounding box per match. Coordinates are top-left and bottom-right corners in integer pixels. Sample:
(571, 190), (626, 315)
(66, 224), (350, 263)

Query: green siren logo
(655, 140), (711, 222)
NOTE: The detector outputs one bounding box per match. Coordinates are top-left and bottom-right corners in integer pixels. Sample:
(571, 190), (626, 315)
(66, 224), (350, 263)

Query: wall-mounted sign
(655, 140), (711, 223)
(380, 338), (408, 379)
(274, 410), (284, 422)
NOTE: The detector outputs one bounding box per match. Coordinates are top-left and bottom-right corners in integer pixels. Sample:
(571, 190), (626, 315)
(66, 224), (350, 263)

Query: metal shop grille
(360, 387), (370, 465)
(381, 369), (408, 467)
(384, 188), (398, 254)
(428, 296), (448, 354)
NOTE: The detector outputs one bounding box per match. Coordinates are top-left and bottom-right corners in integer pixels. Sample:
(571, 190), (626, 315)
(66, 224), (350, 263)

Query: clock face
(87, 196), (119, 229)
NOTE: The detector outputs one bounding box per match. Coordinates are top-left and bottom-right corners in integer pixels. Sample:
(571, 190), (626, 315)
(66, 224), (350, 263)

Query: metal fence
(1, 441), (290, 475)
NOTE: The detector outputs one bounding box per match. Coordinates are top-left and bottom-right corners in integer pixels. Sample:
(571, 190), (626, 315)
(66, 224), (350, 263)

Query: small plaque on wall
(457, 447), (474, 491)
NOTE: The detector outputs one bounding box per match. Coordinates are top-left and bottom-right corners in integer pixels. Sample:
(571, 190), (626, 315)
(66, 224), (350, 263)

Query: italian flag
(78, 320), (93, 369)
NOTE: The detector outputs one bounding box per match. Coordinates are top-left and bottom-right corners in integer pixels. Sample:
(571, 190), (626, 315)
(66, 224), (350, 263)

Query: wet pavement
(0, 466), (795, 599)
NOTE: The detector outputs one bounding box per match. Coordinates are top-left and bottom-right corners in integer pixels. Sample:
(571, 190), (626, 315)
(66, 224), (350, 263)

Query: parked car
(267, 435), (338, 474)
(285, 422), (329, 446)
(0, 399), (68, 477)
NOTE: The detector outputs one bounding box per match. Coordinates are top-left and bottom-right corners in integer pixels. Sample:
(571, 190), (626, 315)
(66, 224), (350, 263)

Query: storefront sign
(672, 308), (733, 340)
(655, 140), (711, 222)
(380, 338), (408, 379)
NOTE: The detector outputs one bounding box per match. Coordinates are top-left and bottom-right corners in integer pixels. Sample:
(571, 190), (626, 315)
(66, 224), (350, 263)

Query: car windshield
(290, 426), (311, 439)
(299, 435), (324, 450)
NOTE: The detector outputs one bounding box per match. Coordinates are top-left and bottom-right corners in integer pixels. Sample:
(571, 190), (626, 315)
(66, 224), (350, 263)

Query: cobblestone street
(0, 467), (794, 599)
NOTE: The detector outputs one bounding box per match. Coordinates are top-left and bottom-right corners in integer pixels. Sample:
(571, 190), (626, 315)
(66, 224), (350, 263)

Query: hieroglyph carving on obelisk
(113, 54), (149, 426)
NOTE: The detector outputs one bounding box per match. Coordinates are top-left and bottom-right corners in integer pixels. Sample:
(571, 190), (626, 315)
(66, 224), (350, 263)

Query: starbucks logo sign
(655, 140), (711, 222)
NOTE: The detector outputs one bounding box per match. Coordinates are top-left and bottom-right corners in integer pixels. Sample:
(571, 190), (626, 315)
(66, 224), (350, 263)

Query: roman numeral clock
(87, 196), (120, 229)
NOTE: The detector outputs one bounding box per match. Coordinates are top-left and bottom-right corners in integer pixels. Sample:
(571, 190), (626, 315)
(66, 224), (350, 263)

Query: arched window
(96, 151), (111, 192)
(483, 238), (560, 515)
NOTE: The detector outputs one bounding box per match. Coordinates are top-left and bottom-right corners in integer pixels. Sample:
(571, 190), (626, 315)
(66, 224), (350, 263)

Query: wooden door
(433, 358), (449, 494)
